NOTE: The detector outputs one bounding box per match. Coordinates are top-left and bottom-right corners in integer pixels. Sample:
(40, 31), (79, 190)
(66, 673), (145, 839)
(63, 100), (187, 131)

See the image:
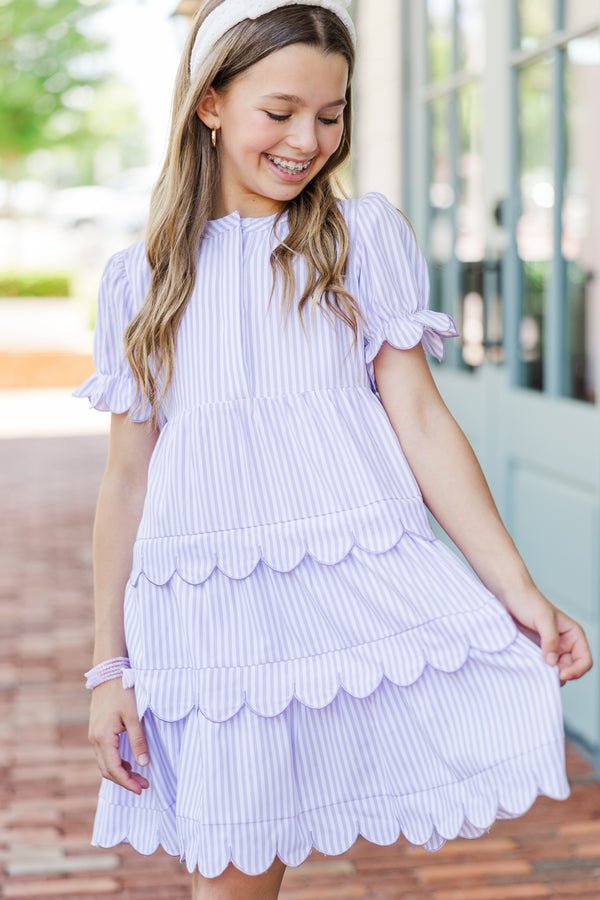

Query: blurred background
(0, 0), (185, 431)
(2, 1), (600, 897)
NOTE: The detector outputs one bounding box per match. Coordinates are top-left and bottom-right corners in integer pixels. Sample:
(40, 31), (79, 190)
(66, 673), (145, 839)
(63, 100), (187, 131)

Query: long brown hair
(125, 0), (363, 430)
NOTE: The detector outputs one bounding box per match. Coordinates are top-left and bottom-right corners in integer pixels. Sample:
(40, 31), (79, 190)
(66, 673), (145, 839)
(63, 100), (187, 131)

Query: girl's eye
(265, 112), (342, 126)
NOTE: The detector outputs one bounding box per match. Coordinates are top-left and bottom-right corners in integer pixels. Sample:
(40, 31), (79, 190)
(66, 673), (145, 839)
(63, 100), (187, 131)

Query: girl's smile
(263, 152), (315, 182)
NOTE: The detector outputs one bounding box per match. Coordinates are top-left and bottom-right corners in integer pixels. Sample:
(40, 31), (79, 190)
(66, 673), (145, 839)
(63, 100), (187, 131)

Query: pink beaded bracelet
(84, 656), (131, 690)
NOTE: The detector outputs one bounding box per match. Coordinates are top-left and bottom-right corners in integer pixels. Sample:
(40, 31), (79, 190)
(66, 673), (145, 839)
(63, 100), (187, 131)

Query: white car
(48, 165), (159, 234)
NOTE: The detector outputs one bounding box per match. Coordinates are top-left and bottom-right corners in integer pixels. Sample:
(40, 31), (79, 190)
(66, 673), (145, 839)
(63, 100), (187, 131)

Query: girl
(72, 1), (593, 898)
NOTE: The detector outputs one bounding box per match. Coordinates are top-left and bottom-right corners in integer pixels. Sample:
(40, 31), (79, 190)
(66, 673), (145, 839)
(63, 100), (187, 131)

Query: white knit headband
(189, 0), (356, 81)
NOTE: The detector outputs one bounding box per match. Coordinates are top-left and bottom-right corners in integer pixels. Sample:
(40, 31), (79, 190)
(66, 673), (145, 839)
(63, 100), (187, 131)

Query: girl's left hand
(497, 583), (593, 687)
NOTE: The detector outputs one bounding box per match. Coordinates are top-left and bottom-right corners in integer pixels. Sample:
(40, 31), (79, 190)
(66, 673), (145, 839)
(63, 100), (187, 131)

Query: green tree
(0, 0), (124, 189)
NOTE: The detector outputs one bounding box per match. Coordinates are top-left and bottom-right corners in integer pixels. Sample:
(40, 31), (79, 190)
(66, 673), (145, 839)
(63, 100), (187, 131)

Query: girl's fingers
(560, 654), (593, 681)
(555, 620), (594, 681)
(557, 652), (573, 688)
(535, 607), (561, 666)
(564, 626), (593, 670)
(122, 711), (150, 768)
(121, 759), (150, 788)
(88, 683), (152, 793)
(547, 613), (594, 681)
(560, 662), (588, 681)
(102, 741), (141, 793)
(96, 732), (148, 794)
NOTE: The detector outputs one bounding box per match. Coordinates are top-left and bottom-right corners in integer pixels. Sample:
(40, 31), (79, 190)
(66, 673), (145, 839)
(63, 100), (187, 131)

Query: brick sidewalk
(1, 431), (599, 899)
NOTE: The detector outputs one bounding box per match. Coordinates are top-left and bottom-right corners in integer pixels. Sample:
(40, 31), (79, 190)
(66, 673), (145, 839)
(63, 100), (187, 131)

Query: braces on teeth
(267, 154), (312, 172)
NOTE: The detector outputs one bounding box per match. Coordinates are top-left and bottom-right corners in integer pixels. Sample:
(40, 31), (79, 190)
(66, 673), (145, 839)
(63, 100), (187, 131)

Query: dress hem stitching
(95, 734), (566, 823)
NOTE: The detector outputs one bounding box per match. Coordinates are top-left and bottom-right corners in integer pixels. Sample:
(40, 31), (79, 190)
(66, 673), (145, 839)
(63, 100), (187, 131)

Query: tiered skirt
(90, 523), (571, 878)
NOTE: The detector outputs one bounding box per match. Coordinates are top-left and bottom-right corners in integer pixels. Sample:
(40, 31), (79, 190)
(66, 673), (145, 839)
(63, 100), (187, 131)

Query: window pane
(563, 33), (600, 403)
(564, 0), (600, 32)
(428, 96), (455, 326)
(429, 98), (454, 218)
(456, 82), (486, 366)
(457, 0), (485, 72)
(427, 0), (454, 81)
(518, 0), (554, 50)
(456, 83), (484, 262)
(517, 58), (553, 392)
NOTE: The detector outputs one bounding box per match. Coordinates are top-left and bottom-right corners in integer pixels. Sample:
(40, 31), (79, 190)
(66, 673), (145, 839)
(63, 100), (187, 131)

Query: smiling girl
(72, 2), (592, 898)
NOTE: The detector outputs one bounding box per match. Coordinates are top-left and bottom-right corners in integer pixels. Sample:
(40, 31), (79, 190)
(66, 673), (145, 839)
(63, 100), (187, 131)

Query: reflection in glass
(429, 98), (454, 215)
(563, 33), (599, 403)
(457, 0), (485, 72)
(457, 82), (485, 366)
(456, 84), (484, 263)
(517, 58), (553, 392)
(427, 0), (454, 81)
(428, 97), (454, 330)
(462, 290), (485, 366)
(565, 0), (600, 32)
(518, 0), (553, 50)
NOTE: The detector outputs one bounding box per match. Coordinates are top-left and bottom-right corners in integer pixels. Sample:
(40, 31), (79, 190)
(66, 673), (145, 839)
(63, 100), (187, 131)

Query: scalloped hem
(129, 497), (437, 585)
(121, 598), (521, 721)
(90, 735), (571, 878)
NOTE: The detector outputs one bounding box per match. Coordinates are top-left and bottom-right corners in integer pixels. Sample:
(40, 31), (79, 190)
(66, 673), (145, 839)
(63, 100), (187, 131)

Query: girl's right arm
(88, 411), (160, 795)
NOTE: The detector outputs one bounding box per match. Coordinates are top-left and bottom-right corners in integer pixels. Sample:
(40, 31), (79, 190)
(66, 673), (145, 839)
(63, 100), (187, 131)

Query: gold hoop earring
(211, 127), (218, 148)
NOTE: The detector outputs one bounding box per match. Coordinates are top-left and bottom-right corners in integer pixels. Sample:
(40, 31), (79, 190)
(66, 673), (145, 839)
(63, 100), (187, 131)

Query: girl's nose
(287, 123), (319, 155)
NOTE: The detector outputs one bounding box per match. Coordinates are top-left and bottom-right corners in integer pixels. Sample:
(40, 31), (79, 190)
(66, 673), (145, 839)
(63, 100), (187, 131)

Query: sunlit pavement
(0, 389), (107, 437)
(1, 395), (600, 899)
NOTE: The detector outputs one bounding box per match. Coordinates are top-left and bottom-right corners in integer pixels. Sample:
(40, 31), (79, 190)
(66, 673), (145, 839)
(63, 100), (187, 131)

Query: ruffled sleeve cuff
(71, 249), (162, 424)
(71, 371), (153, 422)
(364, 308), (460, 365)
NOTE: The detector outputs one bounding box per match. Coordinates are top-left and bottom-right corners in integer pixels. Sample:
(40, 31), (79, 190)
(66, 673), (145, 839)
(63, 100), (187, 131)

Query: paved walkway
(1, 393), (599, 899)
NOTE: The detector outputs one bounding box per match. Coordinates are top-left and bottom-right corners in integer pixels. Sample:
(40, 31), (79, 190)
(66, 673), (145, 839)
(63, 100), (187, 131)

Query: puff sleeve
(71, 250), (153, 422)
(357, 192), (460, 383)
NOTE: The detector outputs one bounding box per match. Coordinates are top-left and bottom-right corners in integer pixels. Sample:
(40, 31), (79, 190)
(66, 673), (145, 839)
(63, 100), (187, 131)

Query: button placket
(233, 220), (252, 399)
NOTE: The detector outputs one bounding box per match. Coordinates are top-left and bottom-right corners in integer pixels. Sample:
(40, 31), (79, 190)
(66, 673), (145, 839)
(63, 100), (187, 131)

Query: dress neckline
(202, 206), (289, 237)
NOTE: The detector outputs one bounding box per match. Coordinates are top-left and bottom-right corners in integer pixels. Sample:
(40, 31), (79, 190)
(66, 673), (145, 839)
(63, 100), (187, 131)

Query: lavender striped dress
(72, 191), (570, 877)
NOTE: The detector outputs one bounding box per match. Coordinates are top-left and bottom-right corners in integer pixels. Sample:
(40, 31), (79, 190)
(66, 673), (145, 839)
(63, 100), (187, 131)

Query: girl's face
(196, 43), (349, 218)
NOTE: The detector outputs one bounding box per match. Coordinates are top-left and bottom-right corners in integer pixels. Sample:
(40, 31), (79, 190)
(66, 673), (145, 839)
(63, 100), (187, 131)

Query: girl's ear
(195, 87), (220, 127)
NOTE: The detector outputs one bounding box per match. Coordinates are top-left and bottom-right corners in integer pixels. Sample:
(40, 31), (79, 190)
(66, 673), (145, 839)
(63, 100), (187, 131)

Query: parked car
(48, 165), (159, 234)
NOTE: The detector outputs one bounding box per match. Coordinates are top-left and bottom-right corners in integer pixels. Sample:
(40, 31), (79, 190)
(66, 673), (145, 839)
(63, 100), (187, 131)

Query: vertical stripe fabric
(73, 191), (570, 877)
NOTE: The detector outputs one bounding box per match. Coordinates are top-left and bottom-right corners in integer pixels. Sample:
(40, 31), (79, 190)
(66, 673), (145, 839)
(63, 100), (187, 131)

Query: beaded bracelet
(84, 656), (131, 690)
